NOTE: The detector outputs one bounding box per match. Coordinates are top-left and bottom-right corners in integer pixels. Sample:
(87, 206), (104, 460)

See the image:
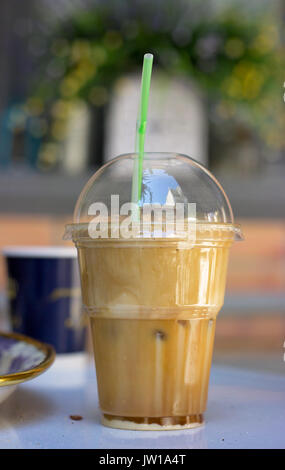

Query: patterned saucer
(0, 331), (55, 404)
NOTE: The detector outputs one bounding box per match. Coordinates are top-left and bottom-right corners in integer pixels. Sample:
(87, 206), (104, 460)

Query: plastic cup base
(101, 413), (204, 431)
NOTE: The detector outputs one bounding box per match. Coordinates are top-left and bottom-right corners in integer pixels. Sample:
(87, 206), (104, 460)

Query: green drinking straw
(131, 53), (153, 219)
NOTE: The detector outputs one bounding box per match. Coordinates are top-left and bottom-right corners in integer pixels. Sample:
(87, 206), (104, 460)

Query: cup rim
(2, 246), (77, 258)
(64, 221), (243, 242)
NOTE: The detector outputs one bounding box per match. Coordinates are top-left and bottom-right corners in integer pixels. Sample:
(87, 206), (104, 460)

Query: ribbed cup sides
(77, 231), (230, 424)
(77, 241), (230, 312)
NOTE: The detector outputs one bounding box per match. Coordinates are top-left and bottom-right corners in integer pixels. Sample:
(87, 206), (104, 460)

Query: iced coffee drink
(65, 153), (242, 430)
(79, 229), (232, 429)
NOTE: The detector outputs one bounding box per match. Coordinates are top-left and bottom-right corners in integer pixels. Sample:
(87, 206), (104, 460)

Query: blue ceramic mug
(3, 246), (86, 353)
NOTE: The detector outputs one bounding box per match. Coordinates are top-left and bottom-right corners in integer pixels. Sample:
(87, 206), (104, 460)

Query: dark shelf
(0, 164), (284, 218)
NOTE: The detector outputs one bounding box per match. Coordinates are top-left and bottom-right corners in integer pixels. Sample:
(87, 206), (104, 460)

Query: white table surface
(0, 353), (284, 449)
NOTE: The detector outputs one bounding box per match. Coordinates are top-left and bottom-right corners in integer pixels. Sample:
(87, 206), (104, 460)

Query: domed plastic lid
(65, 153), (243, 242)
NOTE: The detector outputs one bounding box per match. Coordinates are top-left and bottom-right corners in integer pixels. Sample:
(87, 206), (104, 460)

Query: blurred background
(0, 0), (284, 371)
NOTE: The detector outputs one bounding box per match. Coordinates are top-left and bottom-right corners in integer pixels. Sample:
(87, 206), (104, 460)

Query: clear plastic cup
(64, 152), (243, 430)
